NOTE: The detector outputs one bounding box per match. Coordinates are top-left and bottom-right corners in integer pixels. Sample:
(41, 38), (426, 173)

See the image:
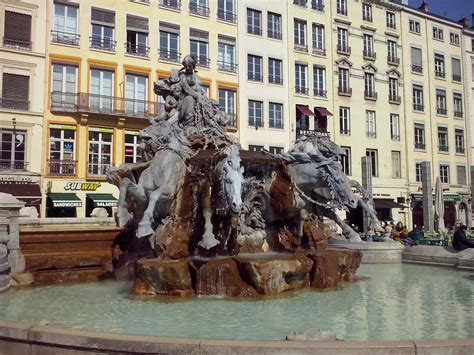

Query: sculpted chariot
(107, 55), (382, 297)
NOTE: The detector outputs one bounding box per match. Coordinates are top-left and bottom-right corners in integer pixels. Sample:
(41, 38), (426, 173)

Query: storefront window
(124, 132), (141, 163)
(49, 126), (76, 175)
(88, 129), (113, 176)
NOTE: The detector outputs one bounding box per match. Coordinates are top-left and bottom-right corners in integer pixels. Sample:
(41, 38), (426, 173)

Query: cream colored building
(42, 0), (238, 218)
(0, 0), (46, 214)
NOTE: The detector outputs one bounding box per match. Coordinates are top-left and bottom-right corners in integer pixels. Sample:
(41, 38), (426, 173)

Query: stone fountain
(107, 55), (381, 297)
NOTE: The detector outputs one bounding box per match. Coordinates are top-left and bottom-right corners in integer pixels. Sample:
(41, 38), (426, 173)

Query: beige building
(0, 0), (46, 214)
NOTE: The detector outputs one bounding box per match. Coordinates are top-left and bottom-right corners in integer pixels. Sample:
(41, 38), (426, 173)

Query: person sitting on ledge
(452, 225), (474, 251)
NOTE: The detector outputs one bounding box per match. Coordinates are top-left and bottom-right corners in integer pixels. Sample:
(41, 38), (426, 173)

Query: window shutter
(2, 74), (29, 100)
(411, 47), (422, 66)
(4, 11), (32, 42)
(91, 8), (115, 27)
(452, 58), (461, 77)
(159, 22), (180, 35)
(190, 28), (208, 42)
(218, 34), (235, 46)
(457, 166), (466, 185)
(126, 15), (149, 33)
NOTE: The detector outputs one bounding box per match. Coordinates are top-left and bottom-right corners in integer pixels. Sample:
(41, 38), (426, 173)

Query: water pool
(1, 264), (473, 341)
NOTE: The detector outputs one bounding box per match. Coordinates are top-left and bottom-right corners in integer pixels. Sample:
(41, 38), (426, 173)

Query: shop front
(0, 175), (42, 214)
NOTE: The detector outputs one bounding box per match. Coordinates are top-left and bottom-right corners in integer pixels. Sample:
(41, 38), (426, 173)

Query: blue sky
(408, 0), (474, 23)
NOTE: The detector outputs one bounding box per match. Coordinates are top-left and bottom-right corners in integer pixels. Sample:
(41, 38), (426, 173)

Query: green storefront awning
(411, 192), (461, 202)
(48, 193), (82, 208)
(87, 194), (118, 207)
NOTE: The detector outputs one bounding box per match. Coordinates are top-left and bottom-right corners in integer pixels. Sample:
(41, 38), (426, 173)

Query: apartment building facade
(0, 0), (46, 214)
(42, 0), (239, 218)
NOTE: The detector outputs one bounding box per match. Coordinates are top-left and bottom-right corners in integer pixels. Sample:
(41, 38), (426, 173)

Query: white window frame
(366, 110), (376, 138)
(88, 129), (113, 176)
(390, 114), (400, 140)
(439, 164), (450, 184)
(269, 102), (283, 129)
(339, 106), (350, 135)
(124, 132), (141, 164)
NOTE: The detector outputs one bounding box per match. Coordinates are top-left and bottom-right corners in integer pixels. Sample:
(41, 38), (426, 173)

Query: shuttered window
(411, 47), (422, 67)
(4, 11), (32, 47)
(452, 58), (461, 80)
(189, 29), (208, 42)
(91, 8), (115, 27)
(1, 73), (29, 110)
(126, 15), (148, 33)
(159, 22), (179, 35)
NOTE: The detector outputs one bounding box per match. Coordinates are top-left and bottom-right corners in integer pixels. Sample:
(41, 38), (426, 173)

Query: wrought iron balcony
(89, 36), (116, 51)
(364, 91), (377, 100)
(337, 45), (351, 55)
(438, 145), (449, 152)
(0, 160), (28, 171)
(248, 73), (263, 82)
(337, 7), (347, 15)
(311, 1), (325, 11)
(366, 131), (377, 138)
(312, 47), (326, 56)
(415, 142), (426, 150)
(50, 92), (160, 119)
(313, 89), (327, 98)
(454, 110), (463, 118)
(189, 3), (210, 17)
(269, 121), (284, 129)
(363, 15), (373, 22)
(3, 37), (32, 51)
(436, 108), (447, 115)
(452, 74), (462, 82)
(294, 44), (308, 53)
(51, 30), (80, 46)
(456, 147), (465, 154)
(267, 30), (282, 40)
(0, 97), (29, 111)
(88, 162), (113, 177)
(389, 94), (401, 104)
(338, 86), (352, 96)
(247, 26), (262, 36)
(411, 65), (423, 73)
(225, 114), (237, 129)
(194, 55), (211, 68)
(363, 50), (376, 60)
(387, 56), (400, 66)
(217, 9), (237, 23)
(413, 104), (424, 112)
(293, 0), (307, 7)
(435, 70), (446, 78)
(295, 86), (309, 95)
(340, 129), (351, 135)
(217, 61), (238, 73)
(391, 134), (400, 141)
(125, 43), (150, 57)
(48, 160), (77, 176)
(159, 0), (181, 10)
(158, 49), (181, 63)
(269, 76), (283, 85)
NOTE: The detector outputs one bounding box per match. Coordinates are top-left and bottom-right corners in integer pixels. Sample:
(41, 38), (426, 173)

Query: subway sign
(64, 182), (102, 191)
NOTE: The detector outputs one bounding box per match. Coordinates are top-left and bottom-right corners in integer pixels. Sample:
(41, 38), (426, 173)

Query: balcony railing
(391, 134), (400, 141)
(268, 30), (282, 40)
(312, 47), (326, 56)
(0, 160), (28, 171)
(217, 9), (237, 23)
(411, 65), (423, 73)
(314, 89), (327, 98)
(89, 36), (116, 51)
(294, 44), (308, 52)
(454, 110), (463, 118)
(159, 0), (181, 10)
(363, 15), (373, 22)
(293, 0), (307, 7)
(387, 56), (400, 66)
(189, 3), (210, 17)
(269, 76), (283, 85)
(436, 108), (447, 115)
(435, 70), (446, 78)
(3, 37), (32, 51)
(456, 147), (465, 154)
(338, 86), (352, 96)
(269, 121), (284, 129)
(0, 97), (29, 111)
(364, 91), (377, 100)
(297, 128), (330, 138)
(363, 50), (376, 60)
(452, 74), (462, 82)
(340, 129), (350, 135)
(125, 43), (150, 57)
(389, 95), (401, 104)
(225, 113), (237, 129)
(217, 61), (238, 73)
(50, 92), (160, 119)
(337, 8), (347, 16)
(438, 145), (449, 152)
(194, 56), (211, 68)
(295, 86), (309, 95)
(51, 30), (80, 46)
(337, 45), (351, 55)
(415, 142), (426, 149)
(247, 26), (262, 36)
(413, 104), (424, 112)
(248, 73), (263, 82)
(48, 160), (77, 176)
(367, 131), (376, 138)
(88, 163), (112, 177)
(311, 2), (324, 11)
(158, 49), (181, 63)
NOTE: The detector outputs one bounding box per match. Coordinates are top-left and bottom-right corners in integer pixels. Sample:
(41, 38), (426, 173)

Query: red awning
(296, 105), (314, 116)
(0, 182), (42, 205)
(314, 107), (333, 116)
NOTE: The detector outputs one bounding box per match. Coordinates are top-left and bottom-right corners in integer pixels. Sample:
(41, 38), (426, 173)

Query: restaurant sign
(64, 182), (101, 191)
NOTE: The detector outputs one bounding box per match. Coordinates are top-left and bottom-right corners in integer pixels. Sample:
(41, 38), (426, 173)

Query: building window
(0, 129), (26, 170)
(4, 10), (32, 50)
(159, 22), (180, 62)
(269, 102), (283, 129)
(362, 3), (372, 22)
(293, 0), (307, 7)
(295, 64), (308, 94)
(52, 2), (79, 45)
(437, 126), (449, 152)
(248, 54), (263, 81)
(247, 8), (262, 35)
(311, 0), (325, 12)
(294, 19), (307, 50)
(248, 145), (264, 152)
(391, 151), (401, 178)
(415, 162), (422, 182)
(364, 73), (375, 99)
(389, 77), (399, 103)
(1, 73), (30, 111)
(126, 15), (149, 57)
(436, 89), (447, 115)
(159, 0), (180, 10)
(440, 165), (449, 184)
(387, 40), (398, 64)
(49, 127), (76, 175)
(366, 149), (378, 177)
(217, 36), (236, 72)
(125, 73), (148, 115)
(312, 23), (325, 54)
(313, 66), (326, 97)
(390, 114), (400, 141)
(218, 88), (237, 127)
(450, 32), (460, 45)
(337, 28), (349, 53)
(366, 110), (376, 138)
(189, 0), (210, 17)
(90, 8), (115, 51)
(412, 85), (424, 112)
(340, 146), (351, 175)
(339, 107), (350, 135)
(452, 58), (462, 82)
(268, 58), (282, 84)
(124, 132), (141, 164)
(414, 123), (425, 149)
(269, 146), (284, 155)
(248, 100), (263, 127)
(218, 0), (236, 23)
(411, 47), (422, 73)
(434, 53), (445, 78)
(409, 19), (420, 34)
(267, 12), (282, 39)
(337, 0), (347, 15)
(51, 64), (77, 109)
(386, 11), (396, 29)
(189, 29), (209, 67)
(457, 165), (466, 185)
(338, 68), (350, 94)
(453, 93), (463, 118)
(363, 34), (375, 59)
(433, 27), (444, 41)
(90, 68), (114, 111)
(88, 129), (113, 176)
(455, 129), (465, 154)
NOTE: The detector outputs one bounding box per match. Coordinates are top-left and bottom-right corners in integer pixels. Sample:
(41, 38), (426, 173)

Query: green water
(0, 264), (473, 341)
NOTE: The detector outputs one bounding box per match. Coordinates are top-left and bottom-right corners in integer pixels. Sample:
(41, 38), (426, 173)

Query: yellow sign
(64, 182), (102, 191)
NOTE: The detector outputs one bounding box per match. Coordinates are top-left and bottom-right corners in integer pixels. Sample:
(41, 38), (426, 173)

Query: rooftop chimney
(459, 17), (468, 28)
(419, 1), (429, 12)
